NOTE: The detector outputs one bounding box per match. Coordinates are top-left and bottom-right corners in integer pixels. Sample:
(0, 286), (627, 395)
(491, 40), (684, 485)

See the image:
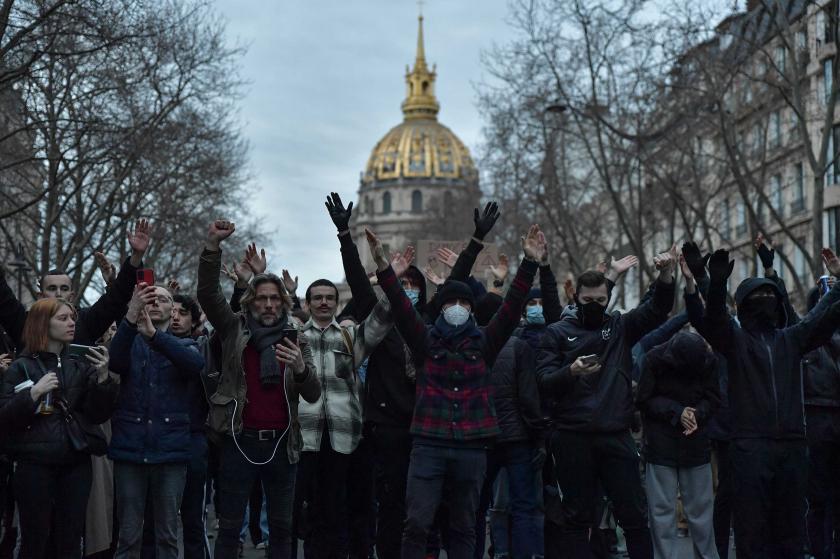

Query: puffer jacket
(0, 351), (118, 464)
(108, 320), (205, 464)
(196, 248), (321, 465)
(490, 337), (543, 444)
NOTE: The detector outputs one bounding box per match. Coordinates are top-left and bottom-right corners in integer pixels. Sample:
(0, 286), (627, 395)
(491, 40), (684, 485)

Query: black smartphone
(68, 344), (95, 358)
(579, 354), (599, 366)
(283, 329), (298, 345)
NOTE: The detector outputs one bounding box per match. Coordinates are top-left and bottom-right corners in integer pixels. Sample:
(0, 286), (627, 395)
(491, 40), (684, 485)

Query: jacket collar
(302, 317), (341, 332)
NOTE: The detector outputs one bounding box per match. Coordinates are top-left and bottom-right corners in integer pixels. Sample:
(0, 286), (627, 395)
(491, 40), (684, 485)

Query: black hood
(734, 277), (787, 327)
(646, 331), (715, 378)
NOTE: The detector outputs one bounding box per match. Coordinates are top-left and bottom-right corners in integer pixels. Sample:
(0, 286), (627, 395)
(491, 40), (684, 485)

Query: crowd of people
(0, 196), (838, 559)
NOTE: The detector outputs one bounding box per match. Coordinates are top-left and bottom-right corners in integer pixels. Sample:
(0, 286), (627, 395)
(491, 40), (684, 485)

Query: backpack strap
(340, 327), (357, 381)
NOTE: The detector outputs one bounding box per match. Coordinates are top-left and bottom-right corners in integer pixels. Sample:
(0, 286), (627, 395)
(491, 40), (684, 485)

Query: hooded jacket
(636, 332), (720, 467)
(688, 276), (840, 440)
(536, 278), (675, 433)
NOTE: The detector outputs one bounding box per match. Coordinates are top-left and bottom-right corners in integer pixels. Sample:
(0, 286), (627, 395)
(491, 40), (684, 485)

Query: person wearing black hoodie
(686, 247), (840, 559)
(802, 284), (840, 559)
(537, 248), (677, 559)
(636, 329), (720, 559)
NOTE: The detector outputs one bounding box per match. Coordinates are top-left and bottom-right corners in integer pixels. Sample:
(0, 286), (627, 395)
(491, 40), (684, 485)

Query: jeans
(214, 434), (297, 559)
(549, 429), (652, 559)
(731, 438), (807, 559)
(14, 459), (92, 559)
(402, 442), (488, 559)
(114, 461), (188, 559)
(711, 440), (733, 559)
(141, 434), (210, 559)
(486, 442), (544, 559)
(370, 425), (412, 559)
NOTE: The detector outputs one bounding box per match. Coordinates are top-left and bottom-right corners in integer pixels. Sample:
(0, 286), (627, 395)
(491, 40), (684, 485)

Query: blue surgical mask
(525, 305), (545, 325)
(443, 304), (470, 327)
(404, 288), (421, 306)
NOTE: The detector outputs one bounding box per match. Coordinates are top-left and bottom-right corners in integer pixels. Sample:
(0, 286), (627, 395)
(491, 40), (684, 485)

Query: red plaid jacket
(376, 259), (538, 441)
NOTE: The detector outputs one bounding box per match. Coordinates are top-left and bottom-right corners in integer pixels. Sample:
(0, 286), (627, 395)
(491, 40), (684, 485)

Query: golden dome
(362, 16), (478, 184)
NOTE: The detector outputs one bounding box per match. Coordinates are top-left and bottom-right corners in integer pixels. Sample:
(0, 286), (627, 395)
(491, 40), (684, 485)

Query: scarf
(433, 314), (480, 342)
(246, 312), (289, 386)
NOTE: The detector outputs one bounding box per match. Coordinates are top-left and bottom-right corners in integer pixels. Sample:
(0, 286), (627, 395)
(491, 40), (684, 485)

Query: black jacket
(802, 333), (840, 408)
(688, 277), (840, 440)
(636, 332), (720, 467)
(0, 259), (140, 352)
(537, 278), (675, 432)
(0, 351), (119, 464)
(491, 337), (543, 444)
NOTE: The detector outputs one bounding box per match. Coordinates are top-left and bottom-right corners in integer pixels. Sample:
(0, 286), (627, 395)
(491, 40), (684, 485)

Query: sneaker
(256, 542), (267, 550)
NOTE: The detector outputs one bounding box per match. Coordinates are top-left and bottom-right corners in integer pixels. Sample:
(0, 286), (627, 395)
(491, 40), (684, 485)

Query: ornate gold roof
(363, 16), (477, 184)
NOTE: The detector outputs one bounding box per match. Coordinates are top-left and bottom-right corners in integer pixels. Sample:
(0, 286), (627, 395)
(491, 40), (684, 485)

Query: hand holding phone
(136, 268), (155, 286)
(282, 328), (298, 345)
(68, 344), (95, 358)
(571, 354), (601, 377)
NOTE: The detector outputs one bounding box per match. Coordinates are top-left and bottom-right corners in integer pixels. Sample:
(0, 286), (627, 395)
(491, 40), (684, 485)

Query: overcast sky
(212, 0), (516, 290)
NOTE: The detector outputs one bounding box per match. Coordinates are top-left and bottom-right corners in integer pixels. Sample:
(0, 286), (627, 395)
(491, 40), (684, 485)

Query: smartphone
(136, 268), (155, 286)
(283, 329), (298, 345)
(579, 354), (599, 366)
(68, 344), (95, 358)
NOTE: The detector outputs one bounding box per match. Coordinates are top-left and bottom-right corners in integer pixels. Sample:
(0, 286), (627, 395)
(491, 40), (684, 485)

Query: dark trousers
(370, 425), (412, 559)
(402, 442), (487, 559)
(548, 429), (652, 559)
(807, 437), (840, 559)
(346, 433), (375, 559)
(214, 434), (297, 559)
(303, 433), (353, 559)
(141, 434), (210, 559)
(712, 440), (733, 559)
(731, 438), (807, 559)
(14, 459), (92, 559)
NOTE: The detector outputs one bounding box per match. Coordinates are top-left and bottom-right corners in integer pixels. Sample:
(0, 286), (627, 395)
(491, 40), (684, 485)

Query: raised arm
(196, 220), (239, 337)
(448, 201), (500, 283)
(538, 233), (563, 325)
(623, 247), (677, 346)
(0, 268), (27, 351)
(697, 249), (736, 355)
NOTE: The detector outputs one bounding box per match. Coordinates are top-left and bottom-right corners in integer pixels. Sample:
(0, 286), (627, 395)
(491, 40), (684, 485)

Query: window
(770, 111), (781, 147)
(771, 174), (784, 218)
(793, 163), (806, 212)
(796, 29), (807, 52)
(775, 46), (786, 74)
(382, 191), (391, 214)
(818, 10), (827, 45)
(411, 190), (422, 213)
(721, 200), (731, 240)
(736, 201), (747, 236)
(829, 125), (840, 186)
(824, 58), (833, 103)
(795, 242), (807, 281)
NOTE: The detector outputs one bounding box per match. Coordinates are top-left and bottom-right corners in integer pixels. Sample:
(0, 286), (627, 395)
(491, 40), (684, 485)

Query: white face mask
(443, 304), (471, 327)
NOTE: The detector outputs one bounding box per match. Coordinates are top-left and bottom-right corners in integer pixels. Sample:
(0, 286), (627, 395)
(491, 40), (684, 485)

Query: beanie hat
(437, 280), (475, 310)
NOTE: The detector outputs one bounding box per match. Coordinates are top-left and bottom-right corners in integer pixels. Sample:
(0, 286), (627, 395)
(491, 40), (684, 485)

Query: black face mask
(739, 298), (779, 330)
(577, 301), (607, 329)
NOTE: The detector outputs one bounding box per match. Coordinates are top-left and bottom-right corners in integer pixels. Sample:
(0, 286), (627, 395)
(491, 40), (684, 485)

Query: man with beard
(536, 248), (677, 559)
(197, 220), (321, 559)
(687, 248), (840, 559)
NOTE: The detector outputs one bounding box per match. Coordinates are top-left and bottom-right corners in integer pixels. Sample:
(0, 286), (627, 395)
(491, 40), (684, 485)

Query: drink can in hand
(819, 275), (832, 296)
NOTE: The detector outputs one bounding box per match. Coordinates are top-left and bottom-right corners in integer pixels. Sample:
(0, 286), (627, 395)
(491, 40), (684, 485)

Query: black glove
(681, 241), (711, 279)
(531, 446), (547, 471)
(473, 201), (500, 240)
(325, 192), (353, 232)
(756, 242), (775, 270)
(707, 249), (734, 284)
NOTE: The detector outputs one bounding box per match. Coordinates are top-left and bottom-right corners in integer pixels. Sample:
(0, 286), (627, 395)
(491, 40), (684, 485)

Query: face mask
(578, 301), (607, 329)
(741, 298), (778, 329)
(525, 305), (545, 325)
(404, 288), (421, 306)
(443, 304), (471, 327)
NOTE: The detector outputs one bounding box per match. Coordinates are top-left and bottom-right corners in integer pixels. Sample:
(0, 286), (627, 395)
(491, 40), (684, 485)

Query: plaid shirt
(298, 298), (392, 454)
(377, 259), (538, 442)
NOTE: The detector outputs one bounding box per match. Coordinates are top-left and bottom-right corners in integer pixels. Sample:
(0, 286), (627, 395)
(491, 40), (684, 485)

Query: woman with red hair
(0, 298), (118, 558)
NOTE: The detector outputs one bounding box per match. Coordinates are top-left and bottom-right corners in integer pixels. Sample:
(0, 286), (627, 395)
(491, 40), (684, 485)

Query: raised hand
(221, 263), (239, 284)
(281, 270), (298, 295)
(489, 254), (509, 281)
(606, 255), (638, 282)
(232, 259), (254, 286)
(435, 247), (459, 269)
(595, 261), (608, 274)
(563, 278), (576, 302)
(522, 224), (547, 262)
(128, 219), (151, 256)
(681, 241), (710, 279)
(391, 246), (416, 278)
(166, 279), (181, 294)
(538, 231), (549, 265)
(206, 220), (235, 251)
(755, 234), (775, 271)
(708, 249), (734, 283)
(365, 228), (389, 271)
(473, 201), (501, 240)
(126, 284), (156, 324)
(244, 243), (267, 275)
(653, 245), (678, 282)
(94, 251), (117, 285)
(325, 192), (354, 233)
(422, 266), (444, 287)
(823, 248), (840, 277)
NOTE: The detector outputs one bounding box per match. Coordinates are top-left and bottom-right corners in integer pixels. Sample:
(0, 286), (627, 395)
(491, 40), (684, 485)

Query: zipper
(764, 337), (779, 431)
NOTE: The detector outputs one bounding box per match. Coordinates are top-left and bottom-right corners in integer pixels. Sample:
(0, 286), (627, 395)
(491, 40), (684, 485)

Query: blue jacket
(107, 319), (205, 463)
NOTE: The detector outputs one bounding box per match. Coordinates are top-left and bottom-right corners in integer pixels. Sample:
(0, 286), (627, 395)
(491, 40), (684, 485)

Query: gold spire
(401, 15), (440, 121)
